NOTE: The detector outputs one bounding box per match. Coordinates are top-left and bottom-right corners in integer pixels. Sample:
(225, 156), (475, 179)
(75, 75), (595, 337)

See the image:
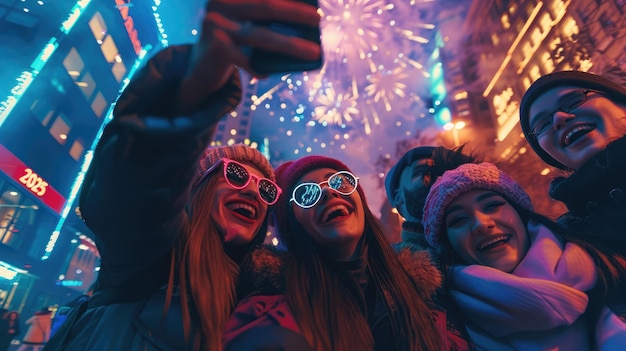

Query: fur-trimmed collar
(244, 245), (442, 300)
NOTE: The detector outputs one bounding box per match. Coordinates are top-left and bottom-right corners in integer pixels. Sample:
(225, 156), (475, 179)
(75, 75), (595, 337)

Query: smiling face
(529, 86), (626, 169)
(210, 163), (269, 246)
(291, 167), (365, 260)
(444, 190), (529, 272)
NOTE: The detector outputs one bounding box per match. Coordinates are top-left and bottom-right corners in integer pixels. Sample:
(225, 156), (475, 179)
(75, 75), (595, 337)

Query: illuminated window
(530, 28), (542, 46)
(89, 12), (107, 42)
(63, 48), (85, 81)
(529, 65), (541, 81)
(112, 60), (127, 83)
(541, 51), (555, 72)
(523, 76), (531, 90)
(30, 100), (55, 127)
(77, 72), (96, 100)
(508, 4), (517, 15)
(501, 14), (511, 29)
(562, 16), (579, 37)
(491, 33), (500, 46)
(540, 13), (552, 33)
(49, 114), (72, 145)
(101, 36), (119, 63)
(522, 41), (533, 60)
(91, 92), (107, 117)
(69, 140), (84, 161)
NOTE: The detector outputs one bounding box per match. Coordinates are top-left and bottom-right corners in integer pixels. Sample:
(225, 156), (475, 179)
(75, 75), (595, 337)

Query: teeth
(322, 205), (349, 223)
(477, 235), (508, 251)
(226, 203), (257, 219)
(563, 125), (593, 146)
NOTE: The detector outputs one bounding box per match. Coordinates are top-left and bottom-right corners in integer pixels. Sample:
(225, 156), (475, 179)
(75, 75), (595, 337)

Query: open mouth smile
(476, 234), (511, 251)
(320, 204), (353, 224)
(226, 201), (258, 220)
(561, 123), (595, 147)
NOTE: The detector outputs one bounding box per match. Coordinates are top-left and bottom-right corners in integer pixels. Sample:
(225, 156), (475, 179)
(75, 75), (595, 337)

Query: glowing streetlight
(443, 121), (466, 146)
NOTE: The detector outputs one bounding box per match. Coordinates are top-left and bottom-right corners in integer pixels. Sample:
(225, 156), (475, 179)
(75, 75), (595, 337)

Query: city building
(0, 0), (164, 313)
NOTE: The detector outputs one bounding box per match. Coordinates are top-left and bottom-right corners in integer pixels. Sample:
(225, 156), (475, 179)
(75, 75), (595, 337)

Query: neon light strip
(0, 0), (92, 129)
(152, 0), (169, 47)
(43, 48), (150, 260)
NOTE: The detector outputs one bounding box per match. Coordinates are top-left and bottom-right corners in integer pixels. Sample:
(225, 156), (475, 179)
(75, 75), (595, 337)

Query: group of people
(41, 0), (626, 350)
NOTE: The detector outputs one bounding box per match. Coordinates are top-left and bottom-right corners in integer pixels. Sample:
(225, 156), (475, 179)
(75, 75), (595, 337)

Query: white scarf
(450, 220), (602, 350)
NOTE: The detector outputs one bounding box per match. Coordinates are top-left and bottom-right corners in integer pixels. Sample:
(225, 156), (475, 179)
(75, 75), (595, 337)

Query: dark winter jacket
(224, 246), (473, 351)
(549, 135), (626, 320)
(44, 44), (241, 351)
(550, 136), (626, 240)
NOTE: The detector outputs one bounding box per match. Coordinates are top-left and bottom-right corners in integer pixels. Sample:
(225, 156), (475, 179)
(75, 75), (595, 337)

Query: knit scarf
(449, 220), (597, 350)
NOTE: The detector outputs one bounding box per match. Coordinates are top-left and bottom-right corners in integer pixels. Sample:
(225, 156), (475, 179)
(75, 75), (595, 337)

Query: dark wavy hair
(279, 179), (443, 351)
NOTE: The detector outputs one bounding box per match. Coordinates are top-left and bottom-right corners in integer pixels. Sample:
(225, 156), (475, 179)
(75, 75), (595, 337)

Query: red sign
(115, 0), (143, 55)
(0, 144), (66, 214)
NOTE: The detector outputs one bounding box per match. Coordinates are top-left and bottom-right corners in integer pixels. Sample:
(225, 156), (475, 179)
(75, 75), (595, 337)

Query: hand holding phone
(249, 0), (323, 75)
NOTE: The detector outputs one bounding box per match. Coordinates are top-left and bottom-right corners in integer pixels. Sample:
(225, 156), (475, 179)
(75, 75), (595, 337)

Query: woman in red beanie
(44, 0), (320, 349)
(224, 155), (471, 351)
(422, 162), (626, 350)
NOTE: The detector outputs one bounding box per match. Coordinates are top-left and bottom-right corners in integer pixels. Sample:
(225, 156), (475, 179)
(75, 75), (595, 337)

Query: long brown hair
(167, 174), (239, 351)
(282, 194), (443, 351)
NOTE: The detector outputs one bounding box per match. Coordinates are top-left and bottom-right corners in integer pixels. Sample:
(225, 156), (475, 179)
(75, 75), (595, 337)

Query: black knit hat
(519, 70), (626, 169)
(384, 146), (435, 205)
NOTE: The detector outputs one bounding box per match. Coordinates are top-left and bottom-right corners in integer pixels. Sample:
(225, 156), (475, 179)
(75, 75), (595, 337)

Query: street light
(443, 121), (466, 146)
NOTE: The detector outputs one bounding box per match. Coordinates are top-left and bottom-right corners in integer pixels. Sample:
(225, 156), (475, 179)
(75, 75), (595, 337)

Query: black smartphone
(250, 0), (323, 75)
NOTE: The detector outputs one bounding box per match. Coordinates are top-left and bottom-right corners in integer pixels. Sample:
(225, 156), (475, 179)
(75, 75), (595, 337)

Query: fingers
(207, 0), (321, 28)
(196, 0), (323, 77)
(239, 23), (322, 61)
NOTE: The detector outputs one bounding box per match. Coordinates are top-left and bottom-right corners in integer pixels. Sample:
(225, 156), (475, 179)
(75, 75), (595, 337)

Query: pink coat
(22, 313), (51, 344)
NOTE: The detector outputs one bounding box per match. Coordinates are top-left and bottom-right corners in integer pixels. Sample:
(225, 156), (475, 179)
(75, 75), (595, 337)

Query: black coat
(551, 136), (626, 246)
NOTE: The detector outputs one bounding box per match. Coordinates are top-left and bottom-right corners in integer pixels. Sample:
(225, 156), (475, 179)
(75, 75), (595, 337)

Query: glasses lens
(292, 183), (322, 208)
(225, 162), (250, 188)
(328, 172), (357, 195)
(258, 179), (279, 204)
(561, 91), (587, 112)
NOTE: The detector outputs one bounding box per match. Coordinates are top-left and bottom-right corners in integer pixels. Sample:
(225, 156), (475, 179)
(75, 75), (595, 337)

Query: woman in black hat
(519, 70), (626, 248)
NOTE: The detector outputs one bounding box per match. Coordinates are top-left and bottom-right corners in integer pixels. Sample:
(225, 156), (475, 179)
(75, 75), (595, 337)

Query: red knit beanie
(423, 163), (533, 248)
(273, 155), (366, 250)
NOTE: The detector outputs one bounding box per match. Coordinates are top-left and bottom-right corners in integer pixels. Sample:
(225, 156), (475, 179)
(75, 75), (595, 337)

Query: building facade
(0, 0), (163, 313)
(441, 0), (626, 216)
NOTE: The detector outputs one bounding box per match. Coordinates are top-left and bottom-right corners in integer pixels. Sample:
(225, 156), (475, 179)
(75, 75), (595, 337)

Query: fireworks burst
(248, 0), (438, 157)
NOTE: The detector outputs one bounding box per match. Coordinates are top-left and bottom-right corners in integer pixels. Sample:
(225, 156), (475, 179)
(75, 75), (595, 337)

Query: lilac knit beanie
(192, 144), (275, 188)
(423, 162), (533, 248)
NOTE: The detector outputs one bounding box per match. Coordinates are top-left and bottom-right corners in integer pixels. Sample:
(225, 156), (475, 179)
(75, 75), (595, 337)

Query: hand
(180, 0), (322, 103)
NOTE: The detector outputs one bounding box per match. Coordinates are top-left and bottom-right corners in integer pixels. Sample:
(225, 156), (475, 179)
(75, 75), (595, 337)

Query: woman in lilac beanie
(423, 162), (626, 350)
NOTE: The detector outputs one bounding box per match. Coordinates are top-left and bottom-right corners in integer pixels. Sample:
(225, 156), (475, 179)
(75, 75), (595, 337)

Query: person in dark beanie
(44, 0), (321, 349)
(519, 70), (626, 248)
(224, 155), (472, 351)
(423, 162), (626, 350)
(385, 145), (481, 250)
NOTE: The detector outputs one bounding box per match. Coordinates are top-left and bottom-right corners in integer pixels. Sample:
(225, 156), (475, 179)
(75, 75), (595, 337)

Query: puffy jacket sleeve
(79, 45), (241, 284)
